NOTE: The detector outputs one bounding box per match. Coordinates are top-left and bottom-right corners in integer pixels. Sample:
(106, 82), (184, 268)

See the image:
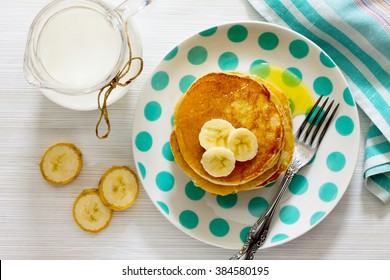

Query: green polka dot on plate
(170, 115), (174, 127)
(137, 162), (146, 179)
(289, 39), (309, 59)
(209, 218), (230, 237)
(199, 26), (217, 37)
(248, 197), (269, 217)
(336, 115), (354, 136)
(179, 210), (199, 229)
(289, 98), (295, 114)
(308, 106), (325, 126)
(319, 52), (335, 68)
(271, 233), (289, 243)
(308, 153), (316, 165)
(289, 174), (309, 195)
(265, 181), (276, 188)
(240, 226), (251, 243)
(185, 181), (205, 201)
(151, 71), (169, 91)
(216, 193), (237, 208)
(227, 24), (248, 43)
(282, 67), (302, 87)
(310, 211), (326, 225)
(258, 32), (279, 50)
(326, 151), (346, 172)
(313, 76), (333, 96)
(240, 227), (252, 243)
(287, 67), (302, 79)
(218, 52), (239, 70)
(157, 201), (169, 214)
(279, 205), (300, 225)
(187, 46), (208, 65)
(319, 182), (338, 202)
(250, 59), (270, 78)
(164, 46), (178, 61)
(135, 131), (153, 152)
(144, 101), (162, 121)
(162, 141), (174, 161)
(179, 75), (196, 93)
(343, 87), (355, 106)
(156, 171), (175, 192)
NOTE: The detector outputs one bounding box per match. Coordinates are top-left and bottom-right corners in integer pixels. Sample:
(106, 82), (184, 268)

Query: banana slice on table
(199, 119), (235, 150)
(73, 188), (113, 233)
(40, 143), (82, 185)
(200, 147), (236, 177)
(227, 127), (258, 161)
(99, 166), (139, 211)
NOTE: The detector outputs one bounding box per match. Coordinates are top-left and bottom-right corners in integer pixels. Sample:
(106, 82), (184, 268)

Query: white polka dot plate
(132, 21), (360, 249)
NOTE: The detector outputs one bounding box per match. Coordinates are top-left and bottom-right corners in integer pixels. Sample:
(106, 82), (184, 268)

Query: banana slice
(227, 128), (258, 161)
(199, 119), (235, 150)
(40, 143), (82, 185)
(73, 188), (113, 233)
(99, 166), (139, 211)
(200, 147), (236, 177)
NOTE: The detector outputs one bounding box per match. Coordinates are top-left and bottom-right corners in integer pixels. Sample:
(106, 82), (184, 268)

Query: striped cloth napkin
(248, 0), (390, 203)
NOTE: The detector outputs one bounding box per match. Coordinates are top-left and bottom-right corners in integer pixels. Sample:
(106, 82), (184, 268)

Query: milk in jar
(38, 7), (123, 89)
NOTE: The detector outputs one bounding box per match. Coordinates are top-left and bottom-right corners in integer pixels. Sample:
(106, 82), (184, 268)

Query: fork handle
(230, 162), (299, 260)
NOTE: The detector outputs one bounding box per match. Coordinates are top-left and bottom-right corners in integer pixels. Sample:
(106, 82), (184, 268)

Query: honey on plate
(250, 63), (315, 117)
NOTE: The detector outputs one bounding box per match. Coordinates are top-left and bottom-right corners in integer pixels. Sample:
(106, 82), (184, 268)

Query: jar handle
(113, 0), (154, 21)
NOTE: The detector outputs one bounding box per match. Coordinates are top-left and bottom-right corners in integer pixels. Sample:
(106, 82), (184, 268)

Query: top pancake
(173, 72), (285, 185)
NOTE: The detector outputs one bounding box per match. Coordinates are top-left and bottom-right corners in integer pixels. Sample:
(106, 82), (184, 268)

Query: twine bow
(95, 24), (143, 139)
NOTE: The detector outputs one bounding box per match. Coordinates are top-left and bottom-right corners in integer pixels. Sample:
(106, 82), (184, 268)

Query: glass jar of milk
(24, 0), (152, 109)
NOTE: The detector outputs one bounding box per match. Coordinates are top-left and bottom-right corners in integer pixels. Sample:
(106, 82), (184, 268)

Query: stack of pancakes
(170, 72), (293, 196)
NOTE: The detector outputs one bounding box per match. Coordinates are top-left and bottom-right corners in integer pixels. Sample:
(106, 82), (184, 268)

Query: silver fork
(230, 95), (339, 260)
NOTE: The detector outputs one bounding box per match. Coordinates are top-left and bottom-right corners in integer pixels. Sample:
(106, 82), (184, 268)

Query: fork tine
(297, 95), (340, 148)
(309, 99), (334, 145)
(296, 95), (323, 138)
(303, 97), (329, 142)
(317, 102), (339, 145)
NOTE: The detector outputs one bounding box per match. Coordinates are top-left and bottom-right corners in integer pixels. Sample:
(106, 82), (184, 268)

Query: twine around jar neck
(95, 23), (143, 139)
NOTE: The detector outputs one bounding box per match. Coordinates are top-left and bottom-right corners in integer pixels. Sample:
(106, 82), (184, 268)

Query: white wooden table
(0, 0), (389, 260)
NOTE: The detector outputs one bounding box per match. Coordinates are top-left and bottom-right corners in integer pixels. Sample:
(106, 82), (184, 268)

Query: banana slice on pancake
(199, 118), (235, 149)
(201, 147), (236, 177)
(227, 128), (258, 162)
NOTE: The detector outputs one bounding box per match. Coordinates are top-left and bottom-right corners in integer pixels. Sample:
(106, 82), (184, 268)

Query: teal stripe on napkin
(367, 123), (385, 138)
(364, 123), (390, 203)
(365, 142), (390, 159)
(367, 173), (390, 204)
(371, 174), (390, 192)
(248, 0), (390, 203)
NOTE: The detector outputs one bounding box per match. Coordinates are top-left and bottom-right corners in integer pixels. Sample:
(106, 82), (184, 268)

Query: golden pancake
(170, 73), (294, 195)
(173, 72), (285, 186)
